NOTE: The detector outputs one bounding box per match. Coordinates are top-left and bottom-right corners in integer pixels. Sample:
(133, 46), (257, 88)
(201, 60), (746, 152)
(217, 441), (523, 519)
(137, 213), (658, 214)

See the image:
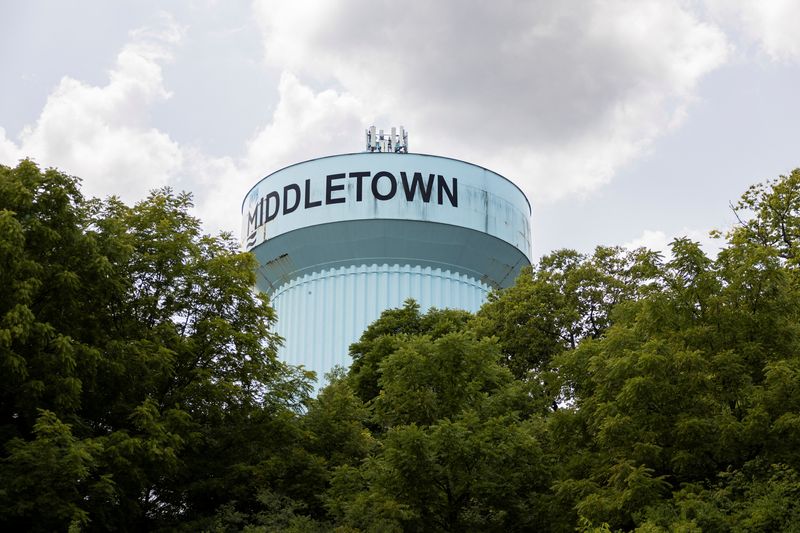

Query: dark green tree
(347, 300), (472, 405)
(327, 305), (559, 532)
(0, 161), (312, 531)
(473, 246), (661, 382)
(7, 158), (800, 532)
(551, 224), (800, 528)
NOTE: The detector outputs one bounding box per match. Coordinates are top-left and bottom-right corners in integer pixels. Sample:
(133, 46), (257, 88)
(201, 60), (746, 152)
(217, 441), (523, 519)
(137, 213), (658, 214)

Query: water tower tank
(241, 129), (532, 385)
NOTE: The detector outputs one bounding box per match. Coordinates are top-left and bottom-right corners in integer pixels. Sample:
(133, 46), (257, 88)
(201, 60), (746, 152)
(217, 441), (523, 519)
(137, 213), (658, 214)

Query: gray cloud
(256, 0), (730, 200)
(0, 1), (741, 241)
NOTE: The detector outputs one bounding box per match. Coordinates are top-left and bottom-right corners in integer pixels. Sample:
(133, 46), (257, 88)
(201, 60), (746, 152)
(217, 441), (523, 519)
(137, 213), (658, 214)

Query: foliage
(347, 301), (472, 405)
(331, 330), (557, 531)
(0, 161), (311, 531)
(547, 181), (800, 529)
(473, 246), (661, 382)
(4, 159), (800, 531)
(731, 168), (800, 262)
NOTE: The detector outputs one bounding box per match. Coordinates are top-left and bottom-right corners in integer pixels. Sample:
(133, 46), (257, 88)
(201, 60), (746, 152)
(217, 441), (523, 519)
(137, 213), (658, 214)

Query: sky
(1, 0), (799, 261)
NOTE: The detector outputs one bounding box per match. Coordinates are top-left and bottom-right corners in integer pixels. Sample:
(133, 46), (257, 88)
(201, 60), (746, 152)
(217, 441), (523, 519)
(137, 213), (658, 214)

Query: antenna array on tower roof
(365, 125), (408, 153)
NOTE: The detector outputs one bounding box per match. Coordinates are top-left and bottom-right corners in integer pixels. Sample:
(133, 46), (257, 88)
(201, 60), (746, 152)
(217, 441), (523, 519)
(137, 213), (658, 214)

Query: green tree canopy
(0, 161), (311, 531)
(5, 159), (800, 532)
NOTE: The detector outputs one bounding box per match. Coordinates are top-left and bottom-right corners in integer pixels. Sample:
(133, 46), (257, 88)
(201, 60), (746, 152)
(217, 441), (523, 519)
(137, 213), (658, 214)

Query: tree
(472, 246), (661, 406)
(550, 231), (800, 529)
(0, 161), (311, 531)
(326, 305), (560, 532)
(347, 300), (472, 405)
(731, 168), (800, 262)
(7, 158), (800, 532)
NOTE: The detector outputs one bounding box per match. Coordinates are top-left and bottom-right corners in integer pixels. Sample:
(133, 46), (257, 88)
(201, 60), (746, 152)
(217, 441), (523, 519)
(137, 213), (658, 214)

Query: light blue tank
(242, 152), (532, 386)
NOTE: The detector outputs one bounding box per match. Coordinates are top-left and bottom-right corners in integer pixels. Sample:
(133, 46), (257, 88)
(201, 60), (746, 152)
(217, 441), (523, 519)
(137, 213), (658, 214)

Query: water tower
(242, 127), (531, 384)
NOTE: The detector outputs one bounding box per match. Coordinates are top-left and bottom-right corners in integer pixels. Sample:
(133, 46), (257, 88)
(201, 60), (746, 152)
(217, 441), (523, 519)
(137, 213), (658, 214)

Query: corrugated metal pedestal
(271, 264), (490, 378)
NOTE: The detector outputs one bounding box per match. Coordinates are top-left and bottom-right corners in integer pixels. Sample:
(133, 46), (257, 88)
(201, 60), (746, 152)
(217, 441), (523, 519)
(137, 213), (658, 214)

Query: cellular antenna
(366, 125), (408, 153)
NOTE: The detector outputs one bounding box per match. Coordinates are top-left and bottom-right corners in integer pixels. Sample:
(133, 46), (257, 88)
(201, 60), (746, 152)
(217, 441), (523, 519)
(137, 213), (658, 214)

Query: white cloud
(187, 72), (371, 234)
(0, 127), (22, 163)
(704, 0), (800, 61)
(0, 2), (738, 242)
(0, 17), (185, 203)
(253, 0), (730, 202)
(624, 229), (672, 256)
(242, 72), (370, 175)
(623, 228), (722, 258)
(0, 15), (374, 238)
